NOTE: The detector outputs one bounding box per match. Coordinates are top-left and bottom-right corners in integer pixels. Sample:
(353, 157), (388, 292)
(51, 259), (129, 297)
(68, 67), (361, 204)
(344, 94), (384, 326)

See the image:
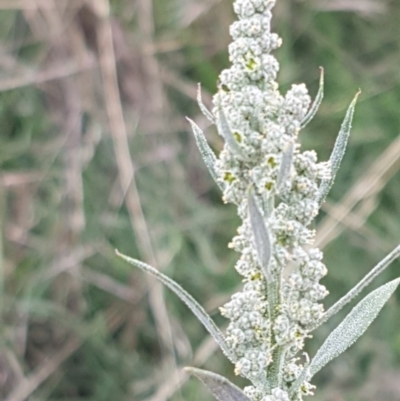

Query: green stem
(266, 279), (281, 387)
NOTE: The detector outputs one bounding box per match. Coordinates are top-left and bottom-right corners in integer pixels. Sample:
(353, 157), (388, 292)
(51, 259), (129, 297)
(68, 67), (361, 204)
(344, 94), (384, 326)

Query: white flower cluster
(214, 0), (331, 398)
(244, 386), (291, 401)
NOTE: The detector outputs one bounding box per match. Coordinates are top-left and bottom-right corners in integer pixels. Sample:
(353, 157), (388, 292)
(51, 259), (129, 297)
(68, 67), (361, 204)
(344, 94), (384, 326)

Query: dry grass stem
(316, 135), (400, 248)
(92, 0), (178, 374)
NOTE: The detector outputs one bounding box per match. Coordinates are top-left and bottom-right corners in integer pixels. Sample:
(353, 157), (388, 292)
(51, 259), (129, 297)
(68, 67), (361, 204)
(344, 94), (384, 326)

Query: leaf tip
(183, 366), (196, 375)
(318, 66), (324, 83)
(352, 89), (362, 105)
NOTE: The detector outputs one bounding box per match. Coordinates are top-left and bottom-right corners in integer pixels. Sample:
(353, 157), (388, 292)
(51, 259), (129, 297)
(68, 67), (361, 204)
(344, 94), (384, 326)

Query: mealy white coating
(214, 0), (331, 398)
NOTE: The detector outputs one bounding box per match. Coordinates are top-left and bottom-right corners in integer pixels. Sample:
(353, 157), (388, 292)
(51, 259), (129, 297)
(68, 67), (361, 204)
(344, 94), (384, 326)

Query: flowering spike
(212, 0), (330, 393)
(300, 67), (324, 129)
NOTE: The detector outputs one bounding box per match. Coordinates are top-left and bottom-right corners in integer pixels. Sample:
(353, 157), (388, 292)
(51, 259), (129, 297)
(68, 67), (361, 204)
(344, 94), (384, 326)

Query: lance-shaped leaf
(277, 142), (294, 193)
(217, 95), (247, 160)
(308, 278), (400, 378)
(311, 244), (400, 329)
(187, 118), (225, 191)
(301, 67), (324, 129)
(115, 250), (236, 363)
(197, 83), (216, 123)
(248, 192), (272, 282)
(318, 91), (361, 205)
(185, 367), (251, 401)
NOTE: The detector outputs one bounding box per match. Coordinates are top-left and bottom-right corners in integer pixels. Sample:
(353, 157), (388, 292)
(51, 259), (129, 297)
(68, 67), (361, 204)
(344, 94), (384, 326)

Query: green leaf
(301, 67), (324, 129)
(217, 94), (247, 160)
(277, 142), (294, 193)
(312, 244), (400, 329)
(197, 83), (216, 123)
(185, 367), (250, 401)
(309, 278), (400, 378)
(318, 90), (361, 205)
(115, 251), (236, 363)
(248, 192), (272, 282)
(187, 118), (224, 191)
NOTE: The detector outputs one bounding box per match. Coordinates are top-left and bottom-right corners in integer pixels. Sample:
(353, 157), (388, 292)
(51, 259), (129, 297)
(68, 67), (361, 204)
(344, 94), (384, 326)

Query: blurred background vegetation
(0, 0), (400, 400)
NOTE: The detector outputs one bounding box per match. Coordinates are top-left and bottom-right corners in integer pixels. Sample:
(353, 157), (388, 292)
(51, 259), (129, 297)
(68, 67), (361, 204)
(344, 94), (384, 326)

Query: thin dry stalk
(0, 173), (42, 187)
(312, 0), (387, 15)
(322, 201), (388, 251)
(3, 290), (143, 401)
(43, 246), (95, 280)
(144, 333), (223, 401)
(316, 135), (400, 248)
(90, 0), (177, 367)
(178, 0), (224, 27)
(136, 0), (164, 129)
(0, 0), (45, 10)
(4, 337), (81, 401)
(81, 268), (139, 303)
(0, 58), (96, 93)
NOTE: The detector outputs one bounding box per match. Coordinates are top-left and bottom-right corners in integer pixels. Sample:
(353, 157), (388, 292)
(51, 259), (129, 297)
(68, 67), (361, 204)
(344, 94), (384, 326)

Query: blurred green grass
(0, 1), (399, 400)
